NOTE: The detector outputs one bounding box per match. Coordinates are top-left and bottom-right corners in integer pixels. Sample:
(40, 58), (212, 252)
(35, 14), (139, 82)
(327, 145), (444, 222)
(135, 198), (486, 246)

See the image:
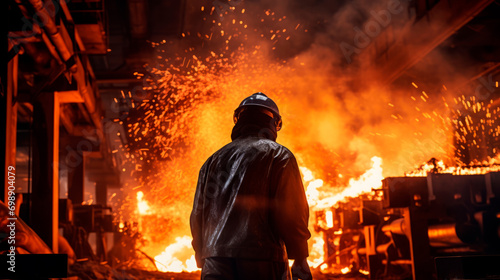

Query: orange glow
(325, 210), (334, 228)
(312, 156), (384, 209)
(301, 167), (314, 182)
(341, 266), (351, 274)
(301, 166), (324, 205)
(308, 236), (325, 268)
(300, 157), (383, 271)
(154, 236), (200, 272)
(118, 222), (124, 233)
(136, 191), (151, 215)
(359, 269), (370, 275)
(405, 154), (500, 176)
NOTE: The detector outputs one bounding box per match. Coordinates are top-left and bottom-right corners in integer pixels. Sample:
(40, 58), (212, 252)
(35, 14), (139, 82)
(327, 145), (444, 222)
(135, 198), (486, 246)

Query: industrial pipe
(357, 247), (366, 255)
(73, 56), (103, 133)
(17, 0), (103, 133)
(27, 0), (73, 62)
(128, 0), (149, 39)
(382, 218), (406, 236)
(428, 223), (479, 247)
(376, 242), (392, 254)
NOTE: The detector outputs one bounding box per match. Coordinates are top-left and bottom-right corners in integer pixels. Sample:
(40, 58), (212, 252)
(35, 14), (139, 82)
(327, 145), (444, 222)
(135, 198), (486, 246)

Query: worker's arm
(190, 160), (210, 268)
(271, 153), (311, 260)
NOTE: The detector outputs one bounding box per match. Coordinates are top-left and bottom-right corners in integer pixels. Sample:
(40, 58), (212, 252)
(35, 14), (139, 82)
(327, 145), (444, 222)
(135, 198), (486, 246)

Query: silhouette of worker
(190, 92), (312, 280)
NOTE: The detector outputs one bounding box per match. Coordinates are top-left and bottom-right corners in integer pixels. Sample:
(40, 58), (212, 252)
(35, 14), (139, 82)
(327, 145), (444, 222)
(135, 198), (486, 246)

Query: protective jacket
(190, 125), (311, 268)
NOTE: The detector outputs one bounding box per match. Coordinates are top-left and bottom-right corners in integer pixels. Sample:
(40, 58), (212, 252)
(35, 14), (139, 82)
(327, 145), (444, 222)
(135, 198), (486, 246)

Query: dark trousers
(201, 257), (291, 280)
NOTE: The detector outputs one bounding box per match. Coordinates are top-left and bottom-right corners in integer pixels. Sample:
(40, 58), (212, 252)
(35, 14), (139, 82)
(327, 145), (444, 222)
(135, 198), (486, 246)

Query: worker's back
(192, 135), (294, 262)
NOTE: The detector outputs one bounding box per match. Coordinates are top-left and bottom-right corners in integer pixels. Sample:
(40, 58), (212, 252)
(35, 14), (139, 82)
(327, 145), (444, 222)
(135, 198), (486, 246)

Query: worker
(190, 92), (312, 280)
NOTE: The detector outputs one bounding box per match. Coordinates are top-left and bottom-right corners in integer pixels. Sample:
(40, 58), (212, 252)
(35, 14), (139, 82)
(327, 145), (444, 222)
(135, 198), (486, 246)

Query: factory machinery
(315, 171), (500, 280)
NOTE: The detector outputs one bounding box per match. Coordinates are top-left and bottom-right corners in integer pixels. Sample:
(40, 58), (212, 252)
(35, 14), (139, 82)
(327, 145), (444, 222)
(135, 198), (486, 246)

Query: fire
(312, 156), (384, 209)
(135, 190), (199, 272)
(154, 236), (200, 272)
(343, 156), (383, 194)
(308, 236), (325, 268)
(118, 222), (125, 233)
(341, 266), (351, 274)
(325, 210), (334, 228)
(405, 154), (500, 176)
(301, 167), (314, 182)
(136, 191), (151, 215)
(359, 269), (370, 275)
(300, 166), (324, 204)
(301, 156), (384, 273)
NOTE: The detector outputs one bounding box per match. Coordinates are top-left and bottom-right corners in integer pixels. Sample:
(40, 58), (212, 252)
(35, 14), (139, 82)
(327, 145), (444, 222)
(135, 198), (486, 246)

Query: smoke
(188, 0), (452, 177)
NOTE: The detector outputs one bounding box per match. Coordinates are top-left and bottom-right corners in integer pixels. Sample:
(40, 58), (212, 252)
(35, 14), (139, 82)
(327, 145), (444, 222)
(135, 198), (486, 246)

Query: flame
(136, 191), (151, 215)
(341, 266), (351, 274)
(300, 167), (324, 204)
(405, 154), (500, 176)
(359, 269), (370, 275)
(300, 157), (384, 273)
(325, 210), (334, 228)
(154, 236), (200, 272)
(301, 167), (314, 182)
(308, 236), (325, 268)
(314, 156), (383, 209)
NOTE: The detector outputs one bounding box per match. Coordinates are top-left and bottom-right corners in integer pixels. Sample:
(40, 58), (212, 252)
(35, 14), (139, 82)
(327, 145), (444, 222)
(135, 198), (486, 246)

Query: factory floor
(67, 269), (366, 280)
(67, 260), (368, 280)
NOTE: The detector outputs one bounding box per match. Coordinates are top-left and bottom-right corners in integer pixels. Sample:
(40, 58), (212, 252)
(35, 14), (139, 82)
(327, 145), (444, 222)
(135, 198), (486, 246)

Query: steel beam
(95, 181), (107, 206)
(128, 0), (149, 39)
(67, 152), (85, 206)
(57, 90), (85, 103)
(62, 135), (99, 205)
(404, 207), (433, 280)
(3, 44), (18, 202)
(27, 0), (74, 63)
(17, 0), (103, 136)
(31, 91), (60, 253)
(0, 5), (7, 203)
(74, 55), (103, 135)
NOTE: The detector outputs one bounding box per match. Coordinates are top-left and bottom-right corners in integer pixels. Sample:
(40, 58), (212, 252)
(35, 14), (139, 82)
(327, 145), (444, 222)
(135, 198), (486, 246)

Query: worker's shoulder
(233, 137), (296, 158)
(201, 138), (296, 170)
(261, 139), (295, 157)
